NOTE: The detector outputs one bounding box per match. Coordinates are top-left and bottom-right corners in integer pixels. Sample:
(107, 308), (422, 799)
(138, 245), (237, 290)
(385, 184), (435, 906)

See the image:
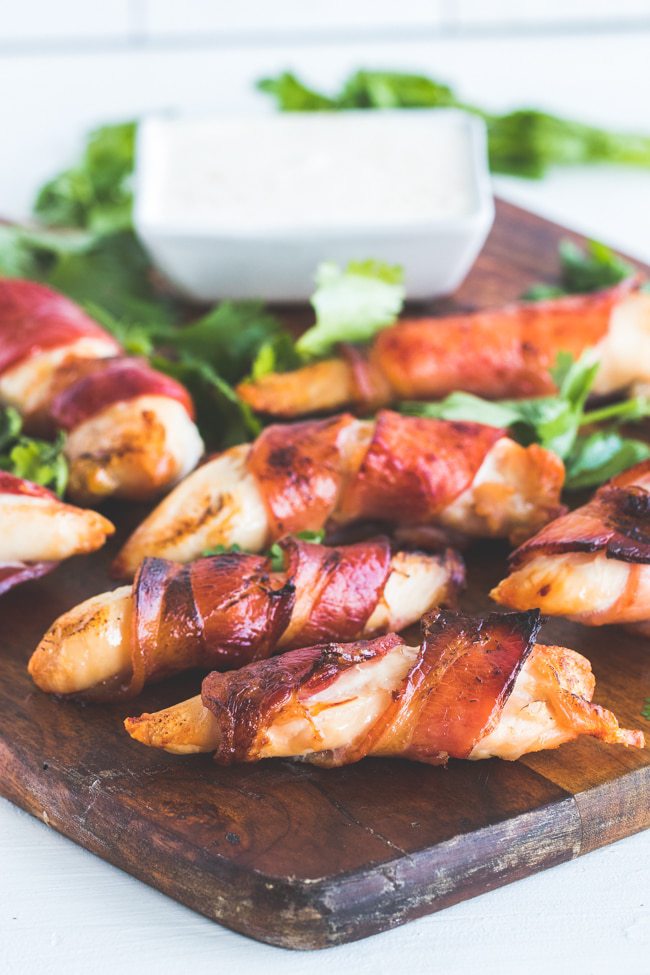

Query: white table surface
(1, 23), (650, 975)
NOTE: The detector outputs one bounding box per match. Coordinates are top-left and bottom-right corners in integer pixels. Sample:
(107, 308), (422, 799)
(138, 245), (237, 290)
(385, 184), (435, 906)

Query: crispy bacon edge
(510, 461), (650, 568)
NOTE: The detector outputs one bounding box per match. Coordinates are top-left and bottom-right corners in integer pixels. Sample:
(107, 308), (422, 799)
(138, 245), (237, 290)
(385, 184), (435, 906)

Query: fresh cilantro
(202, 530), (326, 569)
(522, 239), (637, 301)
(563, 432), (650, 490)
(258, 70), (650, 180)
(152, 354), (261, 448)
(401, 351), (650, 491)
(294, 529), (326, 544)
(267, 542), (286, 571)
(0, 409), (68, 497)
(642, 698), (650, 720)
(251, 332), (302, 380)
(296, 260), (405, 360)
(163, 301), (286, 385)
(0, 407), (22, 452)
(202, 543), (243, 557)
(256, 73), (338, 112)
(33, 121), (136, 233)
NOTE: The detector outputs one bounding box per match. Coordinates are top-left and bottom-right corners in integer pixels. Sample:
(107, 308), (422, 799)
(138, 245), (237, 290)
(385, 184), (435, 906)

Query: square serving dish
(134, 109), (494, 302)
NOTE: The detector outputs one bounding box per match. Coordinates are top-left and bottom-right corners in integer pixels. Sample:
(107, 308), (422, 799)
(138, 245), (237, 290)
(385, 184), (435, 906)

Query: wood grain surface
(1, 200), (648, 950)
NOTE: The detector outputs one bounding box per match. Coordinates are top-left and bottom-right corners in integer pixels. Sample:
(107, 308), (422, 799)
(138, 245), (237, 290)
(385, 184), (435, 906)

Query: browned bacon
(337, 412), (504, 525)
(510, 462), (650, 569)
(188, 609), (643, 766)
(237, 281), (637, 417)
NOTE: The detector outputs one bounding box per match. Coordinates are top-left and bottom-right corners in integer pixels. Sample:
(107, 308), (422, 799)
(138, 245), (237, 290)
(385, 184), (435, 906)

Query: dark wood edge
(5, 738), (647, 950)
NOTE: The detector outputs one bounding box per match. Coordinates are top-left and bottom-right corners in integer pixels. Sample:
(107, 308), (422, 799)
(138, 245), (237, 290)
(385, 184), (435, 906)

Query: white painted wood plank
(1, 30), (648, 243)
(139, 0), (446, 37)
(1, 797), (648, 974)
(456, 0), (650, 26)
(0, 1), (132, 43)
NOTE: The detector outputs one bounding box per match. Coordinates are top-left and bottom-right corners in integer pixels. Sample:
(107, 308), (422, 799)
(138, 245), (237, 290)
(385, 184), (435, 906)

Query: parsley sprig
(203, 530), (326, 571)
(0, 407), (68, 497)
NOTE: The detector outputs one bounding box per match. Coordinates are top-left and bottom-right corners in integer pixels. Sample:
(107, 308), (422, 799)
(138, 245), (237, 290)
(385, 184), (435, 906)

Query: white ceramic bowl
(134, 109), (494, 303)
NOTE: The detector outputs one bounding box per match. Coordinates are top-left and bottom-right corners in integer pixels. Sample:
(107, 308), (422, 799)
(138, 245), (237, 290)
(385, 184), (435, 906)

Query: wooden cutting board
(1, 200), (648, 950)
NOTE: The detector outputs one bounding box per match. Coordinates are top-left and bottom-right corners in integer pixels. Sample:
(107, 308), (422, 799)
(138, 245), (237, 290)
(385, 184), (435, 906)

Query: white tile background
(1, 7), (649, 258)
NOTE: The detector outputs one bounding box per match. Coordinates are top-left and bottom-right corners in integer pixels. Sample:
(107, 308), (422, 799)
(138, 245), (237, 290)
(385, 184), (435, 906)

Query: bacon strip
(0, 279), (120, 376)
(510, 461), (650, 568)
(195, 608), (643, 767)
(0, 474), (57, 593)
(338, 412), (505, 525)
(201, 633), (404, 764)
(105, 538), (395, 699)
(250, 410), (506, 535)
(201, 611), (539, 766)
(237, 281), (637, 417)
(0, 560), (57, 596)
(371, 283), (632, 401)
(0, 471), (113, 596)
(50, 356), (195, 430)
(248, 414), (359, 536)
(0, 471), (56, 499)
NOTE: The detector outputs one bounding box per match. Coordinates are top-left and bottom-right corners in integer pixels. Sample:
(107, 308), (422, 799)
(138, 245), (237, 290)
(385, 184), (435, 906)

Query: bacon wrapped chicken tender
(238, 281), (649, 417)
(0, 280), (203, 502)
(113, 411), (565, 578)
(125, 609), (643, 764)
(492, 460), (650, 630)
(0, 472), (113, 595)
(29, 537), (463, 700)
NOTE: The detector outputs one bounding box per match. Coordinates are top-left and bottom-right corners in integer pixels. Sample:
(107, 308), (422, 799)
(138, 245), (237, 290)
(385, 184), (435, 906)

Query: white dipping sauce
(144, 112), (477, 232)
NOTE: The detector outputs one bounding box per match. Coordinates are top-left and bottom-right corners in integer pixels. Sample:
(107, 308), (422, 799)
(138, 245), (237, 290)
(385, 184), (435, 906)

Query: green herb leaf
(47, 230), (177, 327)
(401, 351), (650, 491)
(34, 121), (136, 233)
(0, 408), (69, 496)
(0, 407), (23, 452)
(267, 542), (286, 571)
(166, 301), (285, 385)
(256, 73), (337, 112)
(294, 529), (326, 544)
(201, 529), (326, 569)
(202, 543), (243, 557)
(558, 239), (636, 293)
(520, 282), (568, 302)
(251, 332), (302, 380)
(401, 392), (523, 429)
(153, 354), (261, 449)
(564, 433), (650, 490)
(522, 238), (637, 301)
(642, 698), (650, 720)
(297, 259), (405, 359)
(337, 70), (457, 110)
